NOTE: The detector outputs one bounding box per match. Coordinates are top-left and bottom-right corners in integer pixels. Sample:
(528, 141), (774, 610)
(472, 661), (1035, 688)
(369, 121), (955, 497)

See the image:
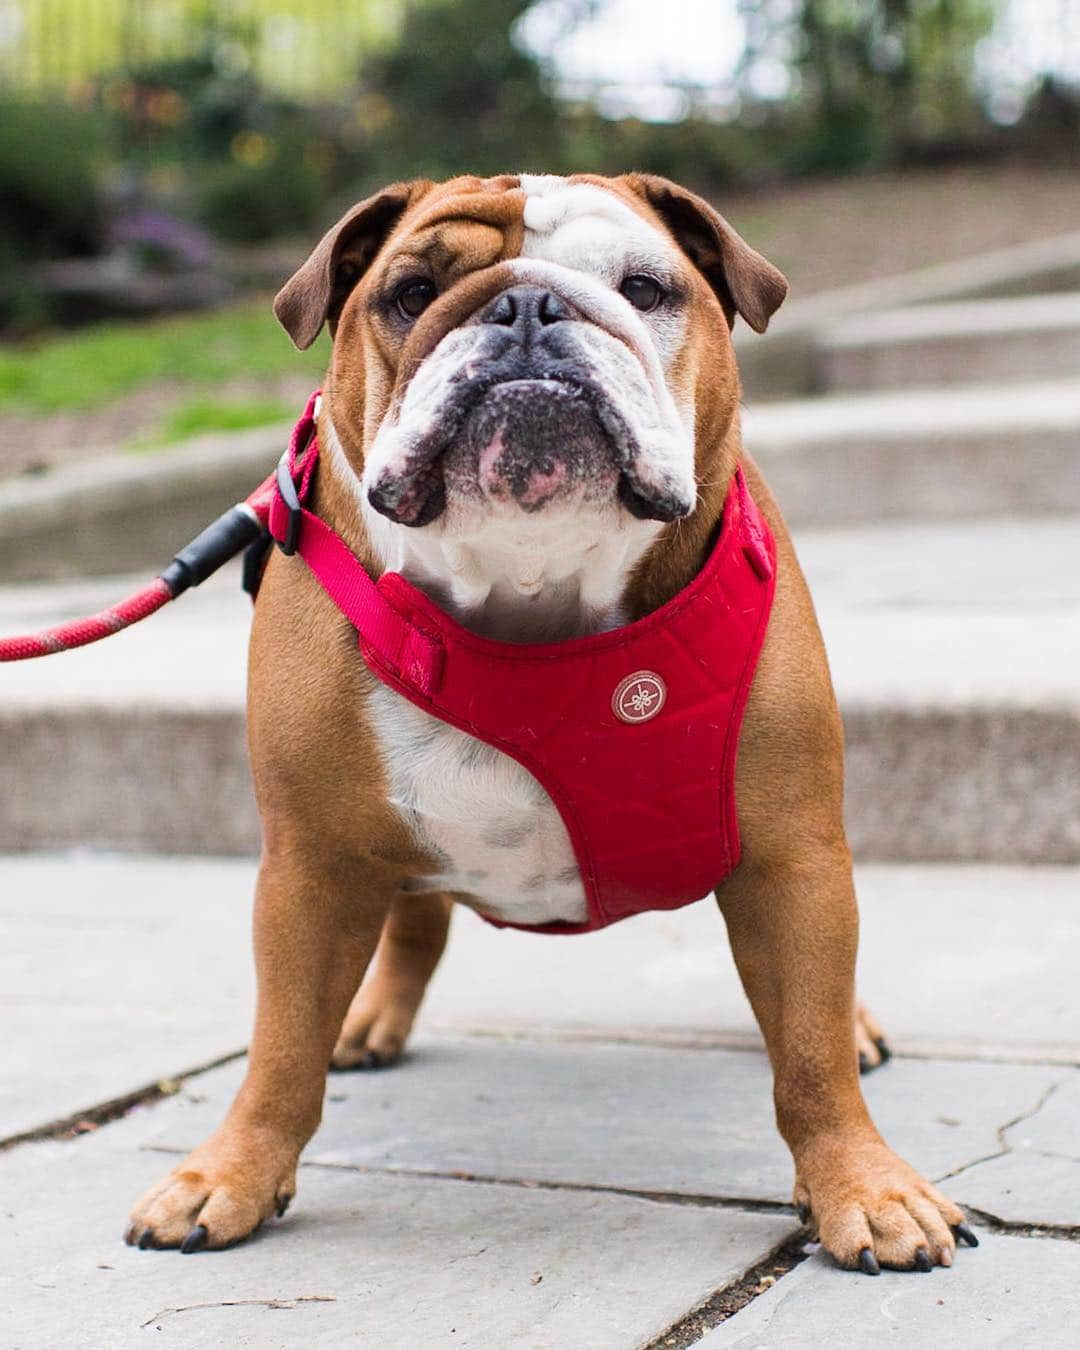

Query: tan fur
(126, 174), (966, 1271)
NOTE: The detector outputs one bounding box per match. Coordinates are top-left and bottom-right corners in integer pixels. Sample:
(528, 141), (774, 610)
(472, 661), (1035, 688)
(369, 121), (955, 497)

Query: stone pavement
(2, 852), (1079, 1348)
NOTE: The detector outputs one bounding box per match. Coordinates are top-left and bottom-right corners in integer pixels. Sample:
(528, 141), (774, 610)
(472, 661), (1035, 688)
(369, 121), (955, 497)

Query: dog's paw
(124, 1138), (296, 1253)
(855, 1001), (892, 1075)
(330, 977), (423, 1071)
(794, 1134), (977, 1273)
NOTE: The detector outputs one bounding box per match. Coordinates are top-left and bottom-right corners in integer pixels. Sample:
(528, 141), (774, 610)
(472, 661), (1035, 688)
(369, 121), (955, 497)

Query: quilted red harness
(1, 392), (776, 934)
(264, 395), (777, 934)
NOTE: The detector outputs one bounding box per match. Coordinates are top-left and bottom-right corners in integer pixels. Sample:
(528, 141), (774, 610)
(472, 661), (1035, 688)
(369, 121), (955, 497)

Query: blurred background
(0, 0), (1077, 474)
(2, 12), (1079, 1315)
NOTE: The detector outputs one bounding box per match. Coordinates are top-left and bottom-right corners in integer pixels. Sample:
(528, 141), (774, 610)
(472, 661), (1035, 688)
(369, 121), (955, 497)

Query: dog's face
(275, 174), (786, 573)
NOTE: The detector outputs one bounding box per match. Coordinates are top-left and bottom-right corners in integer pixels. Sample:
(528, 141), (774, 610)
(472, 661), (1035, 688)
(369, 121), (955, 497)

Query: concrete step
(816, 291), (1080, 392)
(736, 229), (1080, 399)
(745, 376), (1080, 527)
(0, 421), (286, 582)
(1, 368), (1072, 593)
(1, 514), (1078, 862)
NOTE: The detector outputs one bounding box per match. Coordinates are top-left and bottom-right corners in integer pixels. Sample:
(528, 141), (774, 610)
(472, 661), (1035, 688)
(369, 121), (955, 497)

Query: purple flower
(110, 211), (215, 268)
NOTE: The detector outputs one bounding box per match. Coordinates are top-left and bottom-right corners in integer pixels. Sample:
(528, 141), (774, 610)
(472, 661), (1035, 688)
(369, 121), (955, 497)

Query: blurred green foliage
(0, 0), (1070, 285)
(100, 43), (361, 242)
(131, 394), (293, 448)
(739, 0), (998, 173)
(0, 102), (107, 265)
(355, 0), (1021, 190)
(358, 0), (560, 178)
(199, 155), (326, 242)
(0, 299), (324, 413)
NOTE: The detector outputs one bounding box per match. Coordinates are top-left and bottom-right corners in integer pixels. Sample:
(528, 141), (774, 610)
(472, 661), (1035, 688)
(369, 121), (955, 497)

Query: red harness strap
(268, 393), (778, 934)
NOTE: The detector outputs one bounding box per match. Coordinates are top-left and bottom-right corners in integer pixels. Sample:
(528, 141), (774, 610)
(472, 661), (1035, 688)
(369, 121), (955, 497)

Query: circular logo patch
(612, 671), (667, 725)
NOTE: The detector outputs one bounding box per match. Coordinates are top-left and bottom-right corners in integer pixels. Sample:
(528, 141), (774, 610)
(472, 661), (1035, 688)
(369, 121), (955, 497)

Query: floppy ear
(627, 174), (788, 334)
(273, 180), (431, 350)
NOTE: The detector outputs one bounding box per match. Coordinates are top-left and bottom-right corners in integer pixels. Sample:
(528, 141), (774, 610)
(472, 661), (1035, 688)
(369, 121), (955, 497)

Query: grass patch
(132, 396), (293, 450)
(0, 299), (326, 415)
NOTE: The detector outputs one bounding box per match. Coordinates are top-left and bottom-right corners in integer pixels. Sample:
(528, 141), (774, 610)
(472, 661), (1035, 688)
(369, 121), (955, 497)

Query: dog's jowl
(125, 173), (974, 1274)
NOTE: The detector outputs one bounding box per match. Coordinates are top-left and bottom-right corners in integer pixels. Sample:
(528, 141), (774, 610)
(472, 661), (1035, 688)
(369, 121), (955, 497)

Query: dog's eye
(620, 274), (664, 313)
(394, 278), (437, 320)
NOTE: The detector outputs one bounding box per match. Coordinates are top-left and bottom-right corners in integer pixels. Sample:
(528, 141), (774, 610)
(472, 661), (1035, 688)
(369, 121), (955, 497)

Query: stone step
(736, 229), (1080, 399)
(2, 368), (1073, 593)
(745, 377), (1080, 527)
(816, 291), (1080, 392)
(1, 513), (1078, 862)
(0, 421), (286, 582)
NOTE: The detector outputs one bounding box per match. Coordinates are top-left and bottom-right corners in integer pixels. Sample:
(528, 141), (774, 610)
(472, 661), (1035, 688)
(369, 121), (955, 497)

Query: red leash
(0, 393), (318, 663)
(0, 577), (175, 661)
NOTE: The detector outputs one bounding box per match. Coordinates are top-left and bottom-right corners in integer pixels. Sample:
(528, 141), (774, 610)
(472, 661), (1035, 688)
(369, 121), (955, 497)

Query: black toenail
(137, 1228), (155, 1250)
(180, 1224), (209, 1254)
(874, 1036), (892, 1064)
(954, 1222), (980, 1248)
(858, 1052), (871, 1075)
(859, 1247), (880, 1276)
(796, 1202), (811, 1224)
(359, 1050), (383, 1070)
(276, 1195), (292, 1218)
(914, 1247), (932, 1271)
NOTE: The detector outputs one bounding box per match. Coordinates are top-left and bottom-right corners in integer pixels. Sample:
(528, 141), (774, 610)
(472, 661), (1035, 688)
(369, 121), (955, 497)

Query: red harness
(262, 394), (777, 934)
(0, 392), (774, 933)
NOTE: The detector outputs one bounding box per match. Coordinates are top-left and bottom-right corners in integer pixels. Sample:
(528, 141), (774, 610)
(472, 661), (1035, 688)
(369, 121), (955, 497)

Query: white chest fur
(371, 683), (588, 925)
(340, 173), (691, 924)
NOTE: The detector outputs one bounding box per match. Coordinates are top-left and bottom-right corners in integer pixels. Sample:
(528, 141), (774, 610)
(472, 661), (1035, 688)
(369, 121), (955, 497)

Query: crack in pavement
(426, 1021), (1080, 1067)
(132, 1147), (805, 1218)
(963, 1207), (1080, 1243)
(642, 1233), (811, 1350)
(0, 1047), (246, 1153)
(932, 1074), (1069, 1186)
(139, 1295), (336, 1329)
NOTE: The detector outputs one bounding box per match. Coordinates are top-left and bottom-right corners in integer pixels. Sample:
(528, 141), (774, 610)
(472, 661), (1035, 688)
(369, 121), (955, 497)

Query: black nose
(480, 285), (571, 336)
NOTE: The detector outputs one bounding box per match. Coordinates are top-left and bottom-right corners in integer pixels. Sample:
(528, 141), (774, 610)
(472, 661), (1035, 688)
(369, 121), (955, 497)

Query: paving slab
(0, 854), (254, 1141)
(132, 1038), (1065, 1211)
(699, 1236), (1080, 1350)
(746, 377), (1080, 526)
(426, 863), (1080, 1064)
(3, 854), (1077, 1148)
(943, 1071), (1080, 1228)
(3, 514), (1079, 861)
(816, 292), (1080, 391)
(1003, 1070), (1080, 1159)
(949, 1150), (1080, 1231)
(0, 1125), (792, 1350)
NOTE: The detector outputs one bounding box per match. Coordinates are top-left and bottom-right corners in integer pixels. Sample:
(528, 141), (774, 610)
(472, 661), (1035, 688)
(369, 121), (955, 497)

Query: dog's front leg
(718, 849), (974, 1273)
(125, 848), (391, 1252)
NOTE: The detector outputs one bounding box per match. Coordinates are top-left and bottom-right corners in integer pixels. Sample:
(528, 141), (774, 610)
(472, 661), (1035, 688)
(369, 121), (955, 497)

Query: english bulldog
(125, 173), (976, 1273)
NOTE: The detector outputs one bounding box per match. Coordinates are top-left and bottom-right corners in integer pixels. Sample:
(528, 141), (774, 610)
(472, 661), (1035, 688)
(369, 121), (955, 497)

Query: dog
(125, 173), (973, 1273)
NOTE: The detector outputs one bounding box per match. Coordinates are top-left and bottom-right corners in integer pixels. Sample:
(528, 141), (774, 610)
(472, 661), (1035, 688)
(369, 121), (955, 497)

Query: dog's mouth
(367, 371), (692, 529)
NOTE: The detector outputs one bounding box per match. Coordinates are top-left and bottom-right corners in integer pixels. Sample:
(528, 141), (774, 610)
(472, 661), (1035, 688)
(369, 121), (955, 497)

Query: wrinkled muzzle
(364, 262), (697, 531)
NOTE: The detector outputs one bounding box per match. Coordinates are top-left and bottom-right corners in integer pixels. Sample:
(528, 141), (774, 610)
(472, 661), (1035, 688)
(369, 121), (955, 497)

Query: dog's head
(275, 174), (786, 567)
